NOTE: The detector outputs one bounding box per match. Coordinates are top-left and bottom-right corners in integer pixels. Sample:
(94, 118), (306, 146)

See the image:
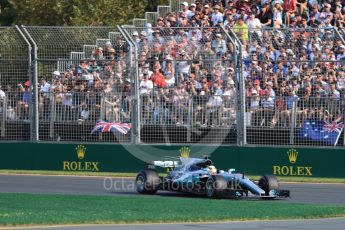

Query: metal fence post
(290, 100), (297, 145)
(335, 28), (345, 44)
(100, 97), (105, 121)
(118, 25), (140, 144)
(0, 97), (6, 137)
(49, 94), (55, 139)
(237, 41), (246, 146)
(20, 25), (38, 142)
(187, 97), (192, 143)
(222, 26), (246, 146)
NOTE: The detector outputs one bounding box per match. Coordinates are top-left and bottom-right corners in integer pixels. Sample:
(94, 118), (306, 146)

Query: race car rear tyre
(258, 175), (279, 195)
(136, 170), (160, 194)
(206, 175), (227, 198)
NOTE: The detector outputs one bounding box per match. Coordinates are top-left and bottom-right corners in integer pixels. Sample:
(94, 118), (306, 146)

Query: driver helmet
(208, 165), (217, 175)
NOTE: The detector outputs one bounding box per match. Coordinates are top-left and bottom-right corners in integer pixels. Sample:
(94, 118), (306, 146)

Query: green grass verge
(0, 169), (344, 183)
(0, 193), (345, 226)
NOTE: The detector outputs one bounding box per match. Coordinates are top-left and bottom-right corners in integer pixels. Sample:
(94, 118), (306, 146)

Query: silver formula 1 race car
(135, 157), (290, 199)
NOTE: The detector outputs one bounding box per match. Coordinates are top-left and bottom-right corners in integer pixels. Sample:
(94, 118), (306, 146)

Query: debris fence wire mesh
(0, 27), (31, 141)
(23, 26), (133, 142)
(122, 26), (239, 144)
(244, 27), (345, 146)
(0, 25), (344, 147)
(245, 96), (344, 146)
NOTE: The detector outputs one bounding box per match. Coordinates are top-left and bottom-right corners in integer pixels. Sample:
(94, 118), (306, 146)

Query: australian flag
(299, 119), (344, 146)
(91, 120), (132, 135)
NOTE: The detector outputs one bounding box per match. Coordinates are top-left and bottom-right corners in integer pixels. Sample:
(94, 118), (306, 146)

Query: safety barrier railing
(245, 95), (344, 146)
(139, 91), (237, 144)
(36, 91), (132, 143)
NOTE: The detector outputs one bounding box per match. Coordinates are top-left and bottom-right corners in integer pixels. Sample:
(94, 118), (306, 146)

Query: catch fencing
(0, 26), (31, 141)
(244, 27), (345, 146)
(121, 26), (242, 145)
(0, 26), (344, 147)
(21, 26), (133, 142)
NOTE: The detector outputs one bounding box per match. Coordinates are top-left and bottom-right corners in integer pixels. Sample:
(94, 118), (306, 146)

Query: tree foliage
(145, 0), (169, 12)
(0, 0), (160, 26)
(0, 0), (16, 26)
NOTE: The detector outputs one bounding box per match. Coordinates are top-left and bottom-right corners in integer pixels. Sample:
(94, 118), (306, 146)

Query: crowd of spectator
(0, 0), (345, 130)
(0, 38), (132, 123)
(39, 38), (132, 124)
(131, 0), (345, 127)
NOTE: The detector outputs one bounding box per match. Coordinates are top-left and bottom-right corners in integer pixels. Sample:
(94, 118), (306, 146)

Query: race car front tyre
(206, 175), (227, 198)
(258, 174), (279, 195)
(136, 170), (160, 194)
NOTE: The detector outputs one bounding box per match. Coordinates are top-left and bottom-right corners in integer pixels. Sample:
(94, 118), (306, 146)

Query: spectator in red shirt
(150, 61), (167, 88)
(283, 0), (297, 26)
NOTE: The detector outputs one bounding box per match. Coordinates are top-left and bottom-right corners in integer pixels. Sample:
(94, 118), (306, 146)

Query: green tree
(145, 0), (169, 12)
(0, 0), (16, 26)
(1, 0), (161, 26)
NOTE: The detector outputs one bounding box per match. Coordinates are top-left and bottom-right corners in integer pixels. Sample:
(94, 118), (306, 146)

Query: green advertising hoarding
(0, 143), (344, 178)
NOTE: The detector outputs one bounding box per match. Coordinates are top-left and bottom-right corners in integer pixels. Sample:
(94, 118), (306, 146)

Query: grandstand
(0, 0), (344, 147)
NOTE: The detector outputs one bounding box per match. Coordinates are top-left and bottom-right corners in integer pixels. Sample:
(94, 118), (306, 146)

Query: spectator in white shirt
(337, 72), (345, 91)
(211, 5), (224, 26)
(139, 73), (153, 95)
(212, 33), (227, 57)
(61, 85), (73, 107)
(224, 13), (235, 28)
(0, 84), (6, 117)
(205, 91), (223, 127)
(262, 82), (276, 109)
(40, 78), (51, 97)
(272, 2), (283, 28)
(250, 89), (260, 111)
(181, 2), (191, 16)
(177, 50), (191, 80)
(319, 3), (333, 24)
(140, 63), (153, 79)
(0, 85), (5, 101)
(187, 3), (196, 20)
(39, 78), (51, 119)
(132, 31), (140, 47)
(246, 12), (262, 37)
(223, 79), (237, 101)
(60, 85), (73, 120)
(330, 83), (340, 99)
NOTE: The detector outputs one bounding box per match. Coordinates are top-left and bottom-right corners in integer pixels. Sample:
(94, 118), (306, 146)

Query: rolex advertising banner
(0, 143), (344, 178)
(235, 147), (345, 178)
(29, 143), (145, 172)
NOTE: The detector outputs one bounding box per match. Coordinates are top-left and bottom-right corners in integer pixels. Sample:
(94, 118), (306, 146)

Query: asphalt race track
(0, 174), (345, 230)
(1, 174), (345, 205)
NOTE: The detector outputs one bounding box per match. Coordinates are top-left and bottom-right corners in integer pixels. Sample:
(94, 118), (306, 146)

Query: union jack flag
(91, 121), (132, 135)
(322, 121), (344, 133)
